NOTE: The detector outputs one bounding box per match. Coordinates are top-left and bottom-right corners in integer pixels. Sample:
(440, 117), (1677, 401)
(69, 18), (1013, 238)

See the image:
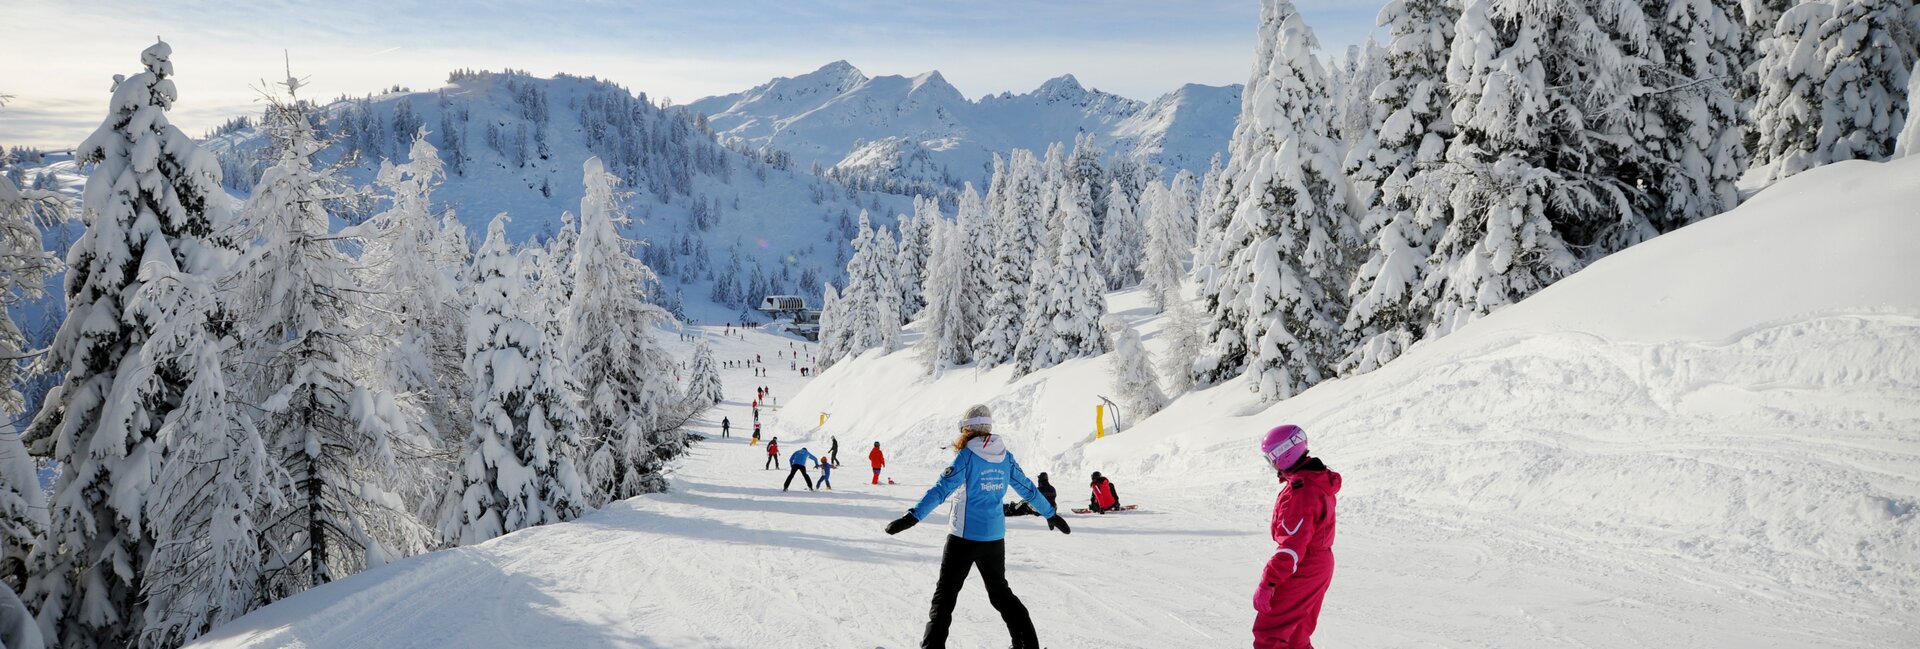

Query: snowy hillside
(203, 70), (913, 319)
(784, 156), (1920, 646)
(687, 62), (1240, 189)
(178, 153), (1918, 649)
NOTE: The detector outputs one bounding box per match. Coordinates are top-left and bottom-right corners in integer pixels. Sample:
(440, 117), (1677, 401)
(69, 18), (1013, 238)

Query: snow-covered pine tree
(1190, 0), (1359, 401)
(1102, 315), (1167, 423)
(1196, 0), (1357, 400)
(439, 215), (587, 546)
(1900, 59), (1920, 158)
(0, 117), (57, 599)
(972, 150), (1045, 367)
(537, 210), (578, 315)
(1157, 299), (1207, 396)
(916, 217), (971, 372)
(231, 88), (428, 602)
(1099, 179), (1146, 290)
(135, 245), (278, 649)
(1140, 181), (1185, 312)
(895, 198), (937, 323)
(0, 146), (51, 596)
(1339, 0), (1458, 375)
(1190, 152), (1231, 329)
(1168, 170), (1200, 253)
(350, 130), (471, 524)
(1422, 0), (1641, 337)
(1334, 37), (1390, 157)
(869, 226), (902, 352)
(1017, 184), (1109, 375)
(1632, 0), (1746, 233)
(1066, 134), (1110, 243)
(685, 339), (723, 406)
(22, 41), (238, 648)
(1753, 0), (1917, 182)
(955, 183), (994, 351)
(816, 282), (844, 369)
(0, 428), (39, 605)
(0, 159), (61, 422)
(1012, 148), (1075, 373)
(568, 157), (679, 503)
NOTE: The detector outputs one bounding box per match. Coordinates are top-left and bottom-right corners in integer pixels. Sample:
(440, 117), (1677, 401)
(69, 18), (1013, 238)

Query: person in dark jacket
(721, 416), (730, 438)
(1002, 472), (1059, 518)
(1089, 472), (1121, 513)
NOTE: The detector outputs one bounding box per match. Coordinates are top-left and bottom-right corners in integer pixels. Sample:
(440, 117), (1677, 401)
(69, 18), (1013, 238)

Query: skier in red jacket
(1252, 424), (1339, 649)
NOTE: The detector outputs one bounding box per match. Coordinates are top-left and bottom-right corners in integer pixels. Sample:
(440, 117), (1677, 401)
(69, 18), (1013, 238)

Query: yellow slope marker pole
(1095, 404), (1105, 439)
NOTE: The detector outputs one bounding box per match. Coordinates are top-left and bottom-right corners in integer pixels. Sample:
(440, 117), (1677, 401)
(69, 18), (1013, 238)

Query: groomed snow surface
(189, 157), (1920, 648)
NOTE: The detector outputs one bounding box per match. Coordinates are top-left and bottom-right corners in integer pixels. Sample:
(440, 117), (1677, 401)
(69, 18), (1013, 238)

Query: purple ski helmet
(1261, 425), (1308, 471)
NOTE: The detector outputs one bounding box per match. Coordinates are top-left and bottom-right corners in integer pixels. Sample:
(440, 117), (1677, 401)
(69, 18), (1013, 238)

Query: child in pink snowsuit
(1253, 425), (1340, 649)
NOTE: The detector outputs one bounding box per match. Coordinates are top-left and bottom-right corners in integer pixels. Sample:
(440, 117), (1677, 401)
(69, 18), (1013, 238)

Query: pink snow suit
(1252, 459), (1339, 649)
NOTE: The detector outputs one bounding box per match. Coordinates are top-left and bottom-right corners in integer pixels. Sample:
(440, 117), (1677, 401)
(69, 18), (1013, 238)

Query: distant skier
(765, 438), (779, 470)
(784, 447), (819, 492)
(1088, 472), (1122, 514)
(829, 436), (841, 467)
(721, 417), (730, 439)
(869, 441), (886, 484)
(1252, 425), (1339, 649)
(884, 405), (1070, 649)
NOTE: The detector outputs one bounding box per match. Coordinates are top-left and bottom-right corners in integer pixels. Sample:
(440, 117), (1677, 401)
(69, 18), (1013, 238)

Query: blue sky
(0, 0), (1386, 148)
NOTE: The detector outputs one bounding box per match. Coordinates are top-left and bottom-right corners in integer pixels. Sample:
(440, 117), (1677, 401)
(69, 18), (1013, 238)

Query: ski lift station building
(757, 295), (821, 339)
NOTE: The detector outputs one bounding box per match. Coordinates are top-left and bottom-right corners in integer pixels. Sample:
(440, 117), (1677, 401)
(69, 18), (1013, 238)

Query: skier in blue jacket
(783, 447), (819, 492)
(884, 404), (1070, 649)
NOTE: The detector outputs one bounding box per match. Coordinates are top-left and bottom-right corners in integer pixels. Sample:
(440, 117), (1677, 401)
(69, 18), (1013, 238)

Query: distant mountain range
(686, 61), (1240, 189)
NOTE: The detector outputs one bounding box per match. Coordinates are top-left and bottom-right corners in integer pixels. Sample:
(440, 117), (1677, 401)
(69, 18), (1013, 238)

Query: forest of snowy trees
(0, 43), (721, 649)
(821, 0), (1916, 416)
(0, 0), (1914, 646)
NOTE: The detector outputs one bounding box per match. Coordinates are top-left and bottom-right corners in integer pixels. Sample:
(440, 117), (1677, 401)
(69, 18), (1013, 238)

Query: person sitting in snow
(784, 447), (819, 492)
(1088, 472), (1122, 513)
(1252, 424), (1340, 649)
(1003, 472), (1058, 518)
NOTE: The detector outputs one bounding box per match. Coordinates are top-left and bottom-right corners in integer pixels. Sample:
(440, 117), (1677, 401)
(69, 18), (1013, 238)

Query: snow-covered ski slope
(784, 157), (1920, 647)
(188, 157), (1918, 648)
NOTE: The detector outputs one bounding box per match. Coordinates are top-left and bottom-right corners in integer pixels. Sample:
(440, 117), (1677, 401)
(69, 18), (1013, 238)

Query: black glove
(1046, 514), (1072, 535)
(885, 511), (919, 535)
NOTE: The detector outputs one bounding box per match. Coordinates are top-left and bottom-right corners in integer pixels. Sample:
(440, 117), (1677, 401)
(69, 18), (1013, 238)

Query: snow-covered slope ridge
(689, 62), (1242, 187)
(786, 156), (1920, 646)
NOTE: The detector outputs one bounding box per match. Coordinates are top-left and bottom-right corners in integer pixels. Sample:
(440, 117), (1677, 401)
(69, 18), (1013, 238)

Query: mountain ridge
(688, 61), (1240, 188)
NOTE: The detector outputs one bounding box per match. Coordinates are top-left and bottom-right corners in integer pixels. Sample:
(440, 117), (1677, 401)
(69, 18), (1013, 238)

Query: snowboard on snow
(1070, 505), (1139, 514)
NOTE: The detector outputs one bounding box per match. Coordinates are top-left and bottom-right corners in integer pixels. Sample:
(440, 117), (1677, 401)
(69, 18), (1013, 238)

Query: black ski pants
(922, 535), (1038, 649)
(783, 464), (814, 491)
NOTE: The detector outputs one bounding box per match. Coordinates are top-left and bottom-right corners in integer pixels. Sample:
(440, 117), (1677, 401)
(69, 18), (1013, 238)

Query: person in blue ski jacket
(883, 404), (1071, 649)
(783, 447), (819, 492)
